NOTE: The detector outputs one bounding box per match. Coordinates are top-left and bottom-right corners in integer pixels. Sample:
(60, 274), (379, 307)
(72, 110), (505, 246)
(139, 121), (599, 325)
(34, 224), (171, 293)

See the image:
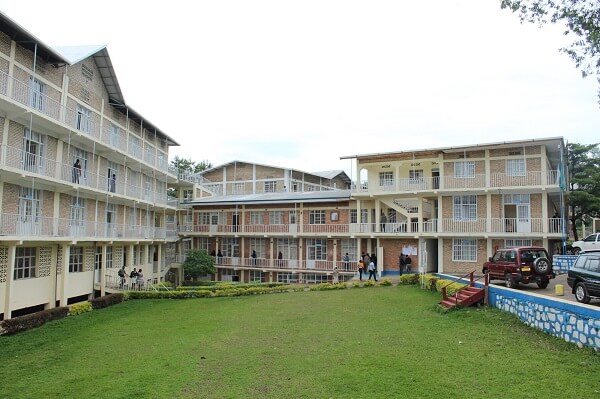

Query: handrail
(441, 270), (485, 304)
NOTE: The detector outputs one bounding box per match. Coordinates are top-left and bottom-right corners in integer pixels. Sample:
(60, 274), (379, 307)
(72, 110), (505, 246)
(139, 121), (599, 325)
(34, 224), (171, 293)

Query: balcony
(179, 218), (563, 236)
(0, 70), (168, 173)
(1, 144), (168, 206)
(175, 254), (358, 273)
(354, 171), (560, 194)
(0, 213), (169, 241)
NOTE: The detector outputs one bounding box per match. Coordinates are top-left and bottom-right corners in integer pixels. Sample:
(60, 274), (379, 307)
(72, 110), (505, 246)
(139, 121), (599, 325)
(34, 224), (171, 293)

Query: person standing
(72, 159), (81, 183)
(368, 260), (377, 281)
(110, 173), (116, 193)
(217, 249), (223, 264)
(251, 250), (257, 265)
(332, 266), (339, 284)
(118, 265), (126, 289)
(129, 268), (138, 290)
(343, 253), (350, 271)
(399, 253), (406, 276)
(380, 212), (387, 232)
(357, 259), (365, 281)
(136, 268), (144, 290)
(405, 255), (412, 273)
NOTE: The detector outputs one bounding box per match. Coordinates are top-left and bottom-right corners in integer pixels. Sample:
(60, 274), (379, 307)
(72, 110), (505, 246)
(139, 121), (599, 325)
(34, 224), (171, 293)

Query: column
(58, 244), (70, 306)
(3, 244), (16, 319)
(100, 244), (107, 296)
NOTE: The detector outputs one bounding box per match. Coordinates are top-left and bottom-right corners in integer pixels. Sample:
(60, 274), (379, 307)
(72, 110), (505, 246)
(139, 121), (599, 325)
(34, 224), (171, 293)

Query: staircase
(439, 271), (485, 309)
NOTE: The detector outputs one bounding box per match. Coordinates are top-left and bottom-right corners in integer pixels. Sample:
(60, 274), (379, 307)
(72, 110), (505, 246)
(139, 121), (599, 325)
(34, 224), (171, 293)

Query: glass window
(379, 172), (393, 186)
(269, 211), (284, 224)
(76, 104), (91, 132)
(309, 210), (325, 224)
(306, 239), (327, 260)
(453, 195), (477, 220)
(249, 211), (263, 225)
(454, 161), (474, 178)
(14, 247), (36, 279)
(452, 239), (477, 261)
(69, 246), (84, 272)
(506, 159), (526, 176)
(264, 180), (277, 193)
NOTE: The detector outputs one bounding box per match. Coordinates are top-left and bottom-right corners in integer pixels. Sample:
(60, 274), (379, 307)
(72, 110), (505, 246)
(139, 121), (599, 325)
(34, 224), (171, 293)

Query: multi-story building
(0, 13), (180, 320)
(180, 138), (567, 282)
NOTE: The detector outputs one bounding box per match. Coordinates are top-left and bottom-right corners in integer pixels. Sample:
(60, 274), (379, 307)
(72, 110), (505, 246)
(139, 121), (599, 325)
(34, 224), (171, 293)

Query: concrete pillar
(3, 244), (16, 319)
(58, 244), (70, 306)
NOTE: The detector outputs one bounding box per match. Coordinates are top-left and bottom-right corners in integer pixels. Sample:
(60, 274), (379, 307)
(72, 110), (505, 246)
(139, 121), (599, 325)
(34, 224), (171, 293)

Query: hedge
(90, 293), (124, 309)
(0, 306), (69, 336)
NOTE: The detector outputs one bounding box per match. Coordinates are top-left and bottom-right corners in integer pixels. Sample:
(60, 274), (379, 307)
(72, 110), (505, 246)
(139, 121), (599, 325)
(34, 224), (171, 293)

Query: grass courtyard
(1, 285), (599, 398)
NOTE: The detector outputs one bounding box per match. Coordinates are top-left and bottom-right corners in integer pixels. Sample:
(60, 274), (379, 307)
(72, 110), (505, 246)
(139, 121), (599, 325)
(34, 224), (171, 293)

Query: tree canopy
(566, 142), (600, 240)
(500, 0), (600, 102)
(170, 156), (212, 175)
(182, 249), (215, 280)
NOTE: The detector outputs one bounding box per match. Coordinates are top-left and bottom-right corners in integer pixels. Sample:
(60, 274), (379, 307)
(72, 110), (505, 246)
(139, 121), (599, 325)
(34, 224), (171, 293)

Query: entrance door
(516, 204), (531, 233)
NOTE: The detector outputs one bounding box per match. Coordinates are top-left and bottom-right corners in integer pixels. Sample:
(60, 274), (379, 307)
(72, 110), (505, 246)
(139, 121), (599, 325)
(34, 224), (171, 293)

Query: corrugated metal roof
(188, 190), (352, 206)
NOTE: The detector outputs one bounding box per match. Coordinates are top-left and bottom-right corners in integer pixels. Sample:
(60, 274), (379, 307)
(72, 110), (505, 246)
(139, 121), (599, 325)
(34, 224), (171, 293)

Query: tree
(500, 1), (600, 103)
(182, 249), (215, 280)
(168, 156), (213, 197)
(170, 156), (212, 175)
(567, 142), (600, 240)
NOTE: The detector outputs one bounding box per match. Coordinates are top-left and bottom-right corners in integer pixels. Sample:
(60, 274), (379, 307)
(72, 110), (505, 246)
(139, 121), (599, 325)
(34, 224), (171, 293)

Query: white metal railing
(0, 213), (164, 239)
(1, 144), (171, 205)
(177, 217), (565, 236)
(215, 257), (359, 272)
(353, 170), (560, 193)
(0, 70), (169, 172)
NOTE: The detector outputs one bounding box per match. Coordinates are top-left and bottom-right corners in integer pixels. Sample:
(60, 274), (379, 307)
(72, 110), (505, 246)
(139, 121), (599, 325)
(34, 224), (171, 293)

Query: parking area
(491, 273), (600, 306)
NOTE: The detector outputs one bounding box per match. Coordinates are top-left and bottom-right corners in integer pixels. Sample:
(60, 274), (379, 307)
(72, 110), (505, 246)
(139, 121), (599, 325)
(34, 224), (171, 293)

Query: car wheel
(572, 247), (581, 255)
(533, 257), (551, 274)
(537, 281), (548, 289)
(574, 283), (590, 304)
(505, 274), (516, 289)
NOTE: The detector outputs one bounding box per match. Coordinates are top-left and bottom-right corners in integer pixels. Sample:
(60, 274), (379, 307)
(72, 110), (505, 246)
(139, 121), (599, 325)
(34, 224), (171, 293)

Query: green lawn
(1, 286), (598, 398)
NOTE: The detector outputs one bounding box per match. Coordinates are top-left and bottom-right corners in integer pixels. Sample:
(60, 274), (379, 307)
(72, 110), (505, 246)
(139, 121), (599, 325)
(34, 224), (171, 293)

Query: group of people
(357, 252), (378, 281)
(399, 253), (412, 275)
(72, 159), (117, 193)
(117, 266), (144, 290)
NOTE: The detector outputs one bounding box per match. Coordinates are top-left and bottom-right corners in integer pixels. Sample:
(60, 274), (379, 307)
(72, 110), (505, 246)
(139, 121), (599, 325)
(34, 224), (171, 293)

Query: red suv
(482, 247), (554, 289)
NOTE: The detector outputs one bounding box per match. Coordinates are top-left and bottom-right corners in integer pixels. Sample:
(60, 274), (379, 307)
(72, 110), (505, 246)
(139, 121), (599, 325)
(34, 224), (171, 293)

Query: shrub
(0, 306), (69, 336)
(90, 293), (124, 309)
(351, 281), (361, 288)
(379, 278), (392, 286)
(69, 302), (92, 316)
(363, 280), (375, 287)
(436, 279), (467, 296)
(309, 283), (348, 291)
(399, 274), (419, 285)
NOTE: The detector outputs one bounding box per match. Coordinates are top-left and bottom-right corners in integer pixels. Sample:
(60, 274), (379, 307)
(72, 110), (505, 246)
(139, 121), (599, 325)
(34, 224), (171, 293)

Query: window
(289, 210), (297, 224)
(264, 180), (277, 193)
(72, 147), (88, 184)
(409, 169), (424, 181)
(18, 187), (40, 223)
(309, 210), (325, 224)
(29, 77), (45, 111)
(14, 247), (36, 279)
(506, 159), (526, 176)
(452, 239), (477, 261)
(70, 196), (85, 225)
(306, 239), (327, 260)
(505, 239), (532, 247)
(361, 209), (368, 223)
(76, 104), (91, 132)
(106, 246), (113, 269)
(232, 182), (245, 194)
(128, 135), (142, 159)
(220, 238), (239, 257)
(23, 128), (45, 173)
(249, 211), (263, 225)
(95, 247), (103, 270)
(277, 238), (297, 261)
(110, 124), (120, 147)
(350, 209), (357, 224)
(454, 161), (475, 178)
(379, 172), (393, 187)
(197, 237), (211, 253)
(453, 195), (476, 220)
(503, 194), (530, 205)
(249, 270), (265, 283)
(69, 246), (84, 272)
(269, 211), (284, 224)
(200, 211), (221, 225)
(341, 239), (357, 262)
(250, 238), (266, 258)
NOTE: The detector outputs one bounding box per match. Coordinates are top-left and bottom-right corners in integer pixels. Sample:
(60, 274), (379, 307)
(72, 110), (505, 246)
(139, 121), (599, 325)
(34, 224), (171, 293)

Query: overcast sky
(1, 0), (598, 179)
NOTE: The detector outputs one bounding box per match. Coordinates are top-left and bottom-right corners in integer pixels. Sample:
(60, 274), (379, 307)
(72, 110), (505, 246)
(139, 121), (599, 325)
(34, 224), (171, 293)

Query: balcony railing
(0, 213), (169, 240)
(0, 70), (168, 173)
(175, 254), (359, 272)
(1, 144), (168, 206)
(179, 218), (563, 235)
(353, 170), (560, 194)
